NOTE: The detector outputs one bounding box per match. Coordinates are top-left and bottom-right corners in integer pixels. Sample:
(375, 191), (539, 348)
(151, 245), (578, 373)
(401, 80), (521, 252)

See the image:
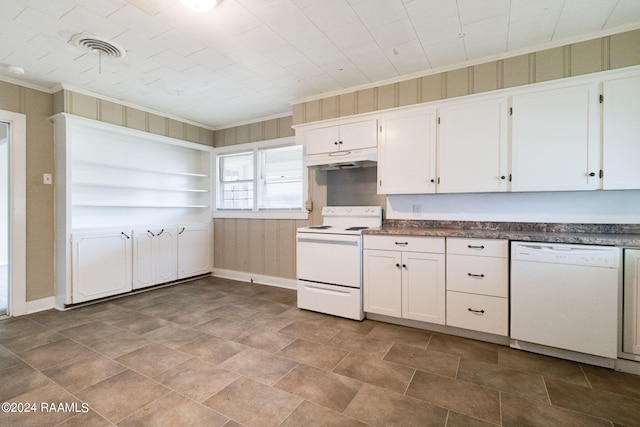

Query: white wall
(0, 130), (8, 264)
(387, 190), (640, 224)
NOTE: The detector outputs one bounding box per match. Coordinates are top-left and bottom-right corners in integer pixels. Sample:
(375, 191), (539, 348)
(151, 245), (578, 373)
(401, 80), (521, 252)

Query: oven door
(296, 232), (361, 287)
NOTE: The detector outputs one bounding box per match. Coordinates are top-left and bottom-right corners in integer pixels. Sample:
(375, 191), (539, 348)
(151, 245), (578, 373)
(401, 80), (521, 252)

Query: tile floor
(1, 276), (640, 426)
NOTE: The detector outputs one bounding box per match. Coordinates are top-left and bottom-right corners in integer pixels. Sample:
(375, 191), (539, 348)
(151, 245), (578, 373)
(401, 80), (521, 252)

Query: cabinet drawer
(446, 292), (508, 336)
(446, 238), (508, 258)
(364, 235), (445, 253)
(446, 255), (508, 297)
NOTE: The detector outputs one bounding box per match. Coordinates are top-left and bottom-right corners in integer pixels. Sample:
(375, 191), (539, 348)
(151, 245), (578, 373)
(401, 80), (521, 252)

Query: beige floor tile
(497, 347), (590, 386)
(0, 363), (51, 402)
(0, 327), (65, 353)
(384, 342), (459, 378)
(119, 391), (229, 427)
(17, 338), (91, 370)
(58, 321), (124, 346)
(196, 317), (247, 340)
(218, 346), (298, 385)
(163, 310), (217, 327)
(277, 339), (349, 371)
(109, 313), (172, 335)
(86, 330), (151, 359)
(55, 410), (114, 427)
(427, 333), (499, 365)
(155, 358), (240, 402)
(333, 353), (415, 394)
(344, 383), (448, 427)
(115, 342), (192, 377)
(42, 351), (126, 393)
(141, 323), (205, 349)
(232, 326), (296, 353)
(406, 370), (501, 425)
(275, 364), (362, 412)
(75, 369), (169, 423)
(545, 377), (640, 426)
(27, 309), (93, 331)
(135, 301), (184, 318)
(178, 335), (247, 364)
(204, 377), (302, 427)
(327, 330), (393, 358)
(367, 322), (433, 349)
(0, 344), (28, 371)
(446, 411), (498, 427)
(457, 358), (549, 403)
(278, 320), (341, 344)
(321, 317), (377, 335)
(205, 304), (257, 321)
(581, 363), (640, 400)
(501, 392), (612, 427)
(277, 307), (330, 324)
(0, 382), (85, 426)
(280, 400), (367, 427)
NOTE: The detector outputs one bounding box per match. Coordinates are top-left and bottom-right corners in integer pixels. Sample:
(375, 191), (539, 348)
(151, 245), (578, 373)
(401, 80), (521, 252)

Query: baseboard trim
(25, 296), (55, 315)
(212, 268), (297, 290)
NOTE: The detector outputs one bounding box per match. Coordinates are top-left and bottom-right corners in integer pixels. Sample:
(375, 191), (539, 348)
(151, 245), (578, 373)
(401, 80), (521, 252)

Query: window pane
(259, 145), (302, 209)
(220, 152), (253, 182)
(221, 182), (253, 209)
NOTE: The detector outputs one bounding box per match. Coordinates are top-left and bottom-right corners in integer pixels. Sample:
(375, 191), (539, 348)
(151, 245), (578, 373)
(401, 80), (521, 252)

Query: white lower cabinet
(364, 236), (445, 324)
(71, 230), (133, 303)
(133, 227), (178, 290)
(445, 238), (509, 336)
(178, 224), (212, 279)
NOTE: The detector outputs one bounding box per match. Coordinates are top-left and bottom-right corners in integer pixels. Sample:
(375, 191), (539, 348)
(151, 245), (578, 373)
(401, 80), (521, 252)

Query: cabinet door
(378, 109), (437, 194)
(363, 250), (402, 317)
(623, 249), (640, 356)
(133, 229), (155, 290)
(402, 252), (445, 324)
(305, 126), (340, 155)
(156, 228), (178, 284)
(603, 75), (640, 190)
(438, 98), (508, 193)
(511, 84), (600, 191)
(72, 230), (132, 303)
(178, 224), (212, 279)
(339, 120), (377, 151)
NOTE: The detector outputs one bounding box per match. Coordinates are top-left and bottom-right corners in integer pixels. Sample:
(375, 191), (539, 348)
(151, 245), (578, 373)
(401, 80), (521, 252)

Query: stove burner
(345, 226), (369, 231)
(308, 225), (332, 229)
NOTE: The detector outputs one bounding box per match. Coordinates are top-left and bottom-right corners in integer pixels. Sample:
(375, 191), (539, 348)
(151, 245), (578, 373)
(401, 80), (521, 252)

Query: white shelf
(72, 182), (209, 193)
(74, 160), (209, 177)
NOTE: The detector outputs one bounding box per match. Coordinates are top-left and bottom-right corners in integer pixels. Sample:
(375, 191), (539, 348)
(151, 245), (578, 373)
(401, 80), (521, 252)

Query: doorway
(0, 110), (26, 317)
(1, 122), (7, 314)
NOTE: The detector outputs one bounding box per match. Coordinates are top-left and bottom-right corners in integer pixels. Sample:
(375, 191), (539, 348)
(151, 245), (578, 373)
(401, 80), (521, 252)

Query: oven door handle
(297, 234), (359, 244)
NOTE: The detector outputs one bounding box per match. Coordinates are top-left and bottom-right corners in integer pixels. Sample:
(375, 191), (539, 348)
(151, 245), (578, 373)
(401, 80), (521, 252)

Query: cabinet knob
(430, 179), (435, 183)
(334, 141), (339, 145)
(500, 175), (506, 180)
(589, 172), (596, 177)
(395, 263), (400, 268)
(402, 264), (407, 268)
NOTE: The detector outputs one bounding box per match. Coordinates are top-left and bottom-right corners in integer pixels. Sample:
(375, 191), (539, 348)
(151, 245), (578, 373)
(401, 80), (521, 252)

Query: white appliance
(296, 206), (383, 320)
(510, 242), (621, 359)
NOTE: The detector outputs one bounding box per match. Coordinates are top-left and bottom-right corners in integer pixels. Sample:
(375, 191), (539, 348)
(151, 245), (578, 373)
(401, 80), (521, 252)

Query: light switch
(43, 173), (52, 185)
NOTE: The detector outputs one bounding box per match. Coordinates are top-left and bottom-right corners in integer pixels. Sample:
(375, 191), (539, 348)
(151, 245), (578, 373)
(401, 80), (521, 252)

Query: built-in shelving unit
(53, 114), (213, 307)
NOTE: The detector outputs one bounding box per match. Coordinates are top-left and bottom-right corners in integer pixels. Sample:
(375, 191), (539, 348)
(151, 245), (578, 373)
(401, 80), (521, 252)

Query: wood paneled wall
(292, 29), (640, 125)
(1, 81), (54, 301)
(53, 90), (215, 146)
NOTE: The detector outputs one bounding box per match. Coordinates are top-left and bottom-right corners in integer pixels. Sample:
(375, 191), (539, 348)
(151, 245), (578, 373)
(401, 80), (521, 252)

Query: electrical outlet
(43, 173), (53, 185)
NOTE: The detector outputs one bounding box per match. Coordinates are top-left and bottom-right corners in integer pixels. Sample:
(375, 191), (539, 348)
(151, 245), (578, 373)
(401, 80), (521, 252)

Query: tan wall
(292, 29), (640, 125)
(1, 81), (54, 301)
(212, 116), (327, 280)
(54, 91), (215, 146)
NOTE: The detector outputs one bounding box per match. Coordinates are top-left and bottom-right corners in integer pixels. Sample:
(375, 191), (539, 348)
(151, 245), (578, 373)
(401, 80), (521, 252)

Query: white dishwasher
(510, 242), (621, 359)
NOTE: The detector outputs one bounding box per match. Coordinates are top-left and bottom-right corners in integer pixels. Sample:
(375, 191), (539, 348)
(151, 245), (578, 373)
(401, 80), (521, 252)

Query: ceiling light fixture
(180, 0), (219, 12)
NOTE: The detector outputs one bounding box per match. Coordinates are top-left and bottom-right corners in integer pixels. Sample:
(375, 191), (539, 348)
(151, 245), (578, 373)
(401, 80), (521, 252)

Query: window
(214, 137), (306, 219)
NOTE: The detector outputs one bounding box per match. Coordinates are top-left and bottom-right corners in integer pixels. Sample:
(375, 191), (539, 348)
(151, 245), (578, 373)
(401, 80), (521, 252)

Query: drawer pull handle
(467, 245), (485, 249)
(147, 230), (155, 237)
(395, 242), (408, 246)
(121, 232), (130, 239)
(468, 308), (485, 315)
(467, 273), (485, 278)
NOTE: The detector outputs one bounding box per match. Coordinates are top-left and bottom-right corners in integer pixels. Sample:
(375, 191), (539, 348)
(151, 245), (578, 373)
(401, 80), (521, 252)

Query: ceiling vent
(70, 33), (126, 59)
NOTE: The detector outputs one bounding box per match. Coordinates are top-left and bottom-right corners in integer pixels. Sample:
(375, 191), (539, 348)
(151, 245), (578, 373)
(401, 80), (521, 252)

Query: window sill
(212, 210), (309, 220)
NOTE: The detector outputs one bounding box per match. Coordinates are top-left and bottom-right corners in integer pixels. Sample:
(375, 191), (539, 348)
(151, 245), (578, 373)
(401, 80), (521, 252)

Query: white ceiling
(1, 0), (640, 129)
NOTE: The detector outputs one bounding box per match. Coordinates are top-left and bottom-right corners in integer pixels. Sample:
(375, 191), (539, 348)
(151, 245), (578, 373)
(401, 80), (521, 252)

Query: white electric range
(296, 206), (383, 320)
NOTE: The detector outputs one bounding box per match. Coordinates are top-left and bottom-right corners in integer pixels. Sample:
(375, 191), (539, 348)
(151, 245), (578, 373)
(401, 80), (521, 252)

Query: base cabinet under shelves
(133, 227), (178, 290)
(178, 224), (213, 279)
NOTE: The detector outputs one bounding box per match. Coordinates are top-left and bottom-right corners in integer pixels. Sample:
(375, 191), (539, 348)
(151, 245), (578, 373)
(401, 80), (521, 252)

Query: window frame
(212, 136), (309, 219)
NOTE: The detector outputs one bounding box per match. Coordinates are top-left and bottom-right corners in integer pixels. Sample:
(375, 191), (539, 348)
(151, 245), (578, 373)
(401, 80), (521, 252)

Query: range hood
(304, 147), (377, 171)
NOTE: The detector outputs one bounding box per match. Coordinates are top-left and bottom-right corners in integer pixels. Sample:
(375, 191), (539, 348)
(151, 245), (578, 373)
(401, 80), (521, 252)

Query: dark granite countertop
(364, 220), (640, 246)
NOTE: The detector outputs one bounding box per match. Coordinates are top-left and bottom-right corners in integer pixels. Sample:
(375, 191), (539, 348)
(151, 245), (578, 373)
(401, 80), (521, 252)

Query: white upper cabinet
(304, 119), (377, 155)
(378, 109), (437, 194)
(510, 84), (601, 192)
(602, 75), (640, 190)
(437, 98), (508, 193)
